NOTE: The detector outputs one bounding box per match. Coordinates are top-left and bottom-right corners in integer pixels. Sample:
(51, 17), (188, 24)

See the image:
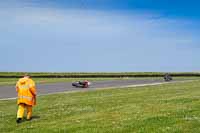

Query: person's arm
(30, 87), (37, 96)
(16, 81), (19, 92)
(16, 86), (19, 92)
(29, 79), (37, 105)
(29, 80), (37, 96)
(30, 87), (37, 105)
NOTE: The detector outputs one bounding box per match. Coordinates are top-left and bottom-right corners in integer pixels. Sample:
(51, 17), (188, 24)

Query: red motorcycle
(72, 80), (91, 88)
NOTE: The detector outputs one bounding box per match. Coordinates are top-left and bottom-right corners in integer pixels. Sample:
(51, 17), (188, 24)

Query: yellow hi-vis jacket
(16, 77), (37, 106)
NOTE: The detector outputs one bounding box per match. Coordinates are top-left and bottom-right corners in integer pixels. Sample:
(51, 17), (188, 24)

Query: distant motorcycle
(164, 73), (173, 81)
(72, 80), (91, 88)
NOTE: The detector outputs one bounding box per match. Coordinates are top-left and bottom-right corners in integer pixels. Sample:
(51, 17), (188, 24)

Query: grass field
(1, 77), (160, 86)
(1, 80), (200, 132)
(0, 72), (200, 78)
(0, 77), (164, 86)
(0, 78), (124, 86)
(0, 77), (199, 86)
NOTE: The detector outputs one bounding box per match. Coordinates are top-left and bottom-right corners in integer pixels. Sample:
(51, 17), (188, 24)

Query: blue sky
(0, 0), (200, 72)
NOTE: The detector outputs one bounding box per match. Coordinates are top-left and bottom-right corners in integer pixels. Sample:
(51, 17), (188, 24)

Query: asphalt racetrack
(0, 79), (179, 100)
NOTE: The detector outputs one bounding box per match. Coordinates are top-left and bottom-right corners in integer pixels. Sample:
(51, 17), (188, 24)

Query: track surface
(0, 79), (172, 99)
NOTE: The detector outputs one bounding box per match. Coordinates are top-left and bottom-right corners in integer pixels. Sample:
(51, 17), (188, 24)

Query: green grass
(0, 72), (200, 78)
(0, 77), (199, 86)
(1, 80), (200, 132)
(0, 77), (136, 86)
(0, 72), (167, 77)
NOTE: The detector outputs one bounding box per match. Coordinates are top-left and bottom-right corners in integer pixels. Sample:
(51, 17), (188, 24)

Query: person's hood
(19, 77), (29, 84)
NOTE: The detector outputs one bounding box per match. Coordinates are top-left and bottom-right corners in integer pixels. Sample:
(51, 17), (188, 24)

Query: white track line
(0, 97), (17, 101)
(0, 80), (197, 101)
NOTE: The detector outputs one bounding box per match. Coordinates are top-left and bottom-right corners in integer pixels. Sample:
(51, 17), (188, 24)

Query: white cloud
(0, 2), (199, 71)
(0, 4), (197, 49)
(5, 7), (195, 46)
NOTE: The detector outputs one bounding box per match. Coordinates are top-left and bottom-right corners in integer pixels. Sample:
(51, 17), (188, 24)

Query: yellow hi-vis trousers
(17, 103), (32, 120)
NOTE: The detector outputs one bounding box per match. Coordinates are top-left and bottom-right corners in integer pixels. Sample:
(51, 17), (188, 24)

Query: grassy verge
(0, 77), (158, 86)
(0, 77), (199, 86)
(0, 77), (145, 86)
(0, 78), (118, 86)
(1, 80), (200, 132)
(0, 72), (200, 78)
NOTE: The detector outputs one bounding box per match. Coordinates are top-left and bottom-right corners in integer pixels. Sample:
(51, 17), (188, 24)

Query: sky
(0, 0), (200, 72)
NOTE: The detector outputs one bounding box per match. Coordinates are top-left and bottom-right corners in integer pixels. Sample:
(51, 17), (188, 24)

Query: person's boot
(26, 117), (32, 121)
(16, 118), (22, 123)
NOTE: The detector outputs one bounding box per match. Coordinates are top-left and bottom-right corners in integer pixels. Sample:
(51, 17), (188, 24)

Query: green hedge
(0, 72), (200, 78)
